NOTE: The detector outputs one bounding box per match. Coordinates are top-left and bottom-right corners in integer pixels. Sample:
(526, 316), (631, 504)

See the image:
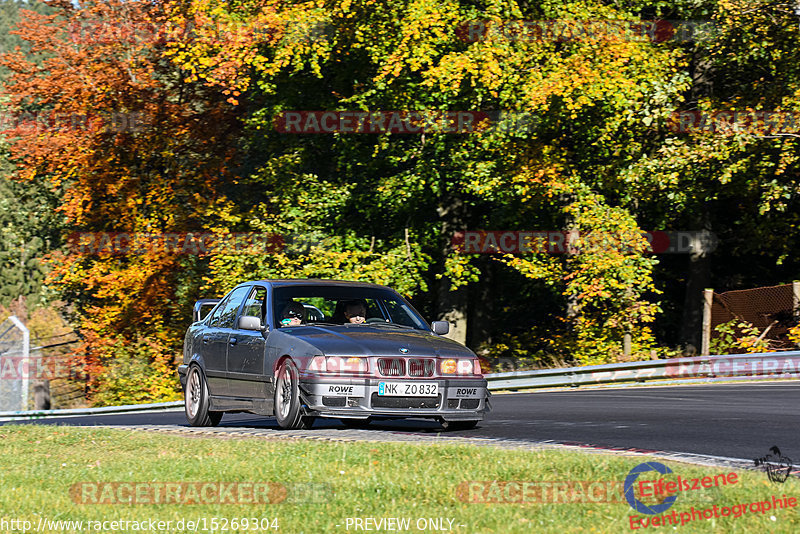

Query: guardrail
(2, 352), (798, 419)
(485, 350), (800, 390)
(0, 401), (183, 422)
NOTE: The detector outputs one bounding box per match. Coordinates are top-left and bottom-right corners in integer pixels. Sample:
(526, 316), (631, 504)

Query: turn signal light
(441, 359), (457, 374)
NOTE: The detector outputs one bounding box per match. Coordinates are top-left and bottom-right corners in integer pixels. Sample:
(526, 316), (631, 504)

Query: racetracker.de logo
(451, 230), (717, 254)
(454, 19), (716, 43)
(66, 232), (284, 256)
(70, 482), (290, 505)
(668, 110), (800, 135)
(0, 111), (148, 134)
(456, 480), (626, 503)
(273, 111), (535, 134)
(0, 357), (72, 380)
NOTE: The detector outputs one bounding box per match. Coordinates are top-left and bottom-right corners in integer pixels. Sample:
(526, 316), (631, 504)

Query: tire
(274, 360), (315, 429)
(441, 419), (479, 431)
(185, 366), (223, 427)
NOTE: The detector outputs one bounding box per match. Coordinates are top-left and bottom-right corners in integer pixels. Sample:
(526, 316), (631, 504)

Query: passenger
(343, 300), (367, 324)
(280, 301), (305, 327)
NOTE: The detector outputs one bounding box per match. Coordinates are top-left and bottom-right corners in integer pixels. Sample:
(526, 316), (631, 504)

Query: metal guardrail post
(6, 316), (30, 410)
(701, 288), (713, 356)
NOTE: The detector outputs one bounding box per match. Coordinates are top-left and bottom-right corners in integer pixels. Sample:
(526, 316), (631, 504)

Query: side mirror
(238, 315), (262, 331)
(431, 321), (450, 335)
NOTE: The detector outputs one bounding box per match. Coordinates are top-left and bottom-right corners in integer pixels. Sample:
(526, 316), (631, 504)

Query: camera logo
(624, 462), (678, 515)
(753, 446), (793, 484)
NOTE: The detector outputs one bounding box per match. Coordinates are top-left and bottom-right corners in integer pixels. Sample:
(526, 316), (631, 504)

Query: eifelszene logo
(624, 462), (739, 515)
(624, 462), (678, 515)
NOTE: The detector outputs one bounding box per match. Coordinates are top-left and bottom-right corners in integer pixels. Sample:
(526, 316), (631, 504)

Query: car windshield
(272, 285), (428, 330)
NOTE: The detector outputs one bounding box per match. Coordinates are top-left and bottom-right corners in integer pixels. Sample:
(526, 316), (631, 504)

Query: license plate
(378, 382), (438, 397)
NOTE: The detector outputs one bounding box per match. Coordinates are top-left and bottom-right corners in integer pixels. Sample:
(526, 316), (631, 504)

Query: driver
(280, 301), (305, 327)
(343, 300), (367, 324)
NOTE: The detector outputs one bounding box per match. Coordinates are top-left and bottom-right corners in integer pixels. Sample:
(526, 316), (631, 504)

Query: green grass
(0, 425), (798, 533)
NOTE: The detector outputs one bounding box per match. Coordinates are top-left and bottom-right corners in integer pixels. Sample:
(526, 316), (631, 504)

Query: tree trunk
(467, 255), (492, 350)
(436, 196), (468, 345)
(679, 233), (713, 354)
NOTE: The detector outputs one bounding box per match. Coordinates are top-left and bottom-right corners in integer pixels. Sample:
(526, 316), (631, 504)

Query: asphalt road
(5, 383), (798, 462)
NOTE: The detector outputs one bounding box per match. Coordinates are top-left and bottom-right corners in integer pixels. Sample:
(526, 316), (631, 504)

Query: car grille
(371, 393), (441, 409)
(377, 358), (405, 376)
(460, 399), (480, 409)
(408, 358), (435, 377)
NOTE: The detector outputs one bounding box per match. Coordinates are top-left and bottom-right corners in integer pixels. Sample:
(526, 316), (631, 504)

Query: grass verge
(0, 424), (797, 533)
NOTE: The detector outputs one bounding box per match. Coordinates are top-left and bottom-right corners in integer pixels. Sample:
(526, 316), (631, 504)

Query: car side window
(242, 286), (267, 324)
(206, 295), (231, 327)
(217, 286), (251, 329)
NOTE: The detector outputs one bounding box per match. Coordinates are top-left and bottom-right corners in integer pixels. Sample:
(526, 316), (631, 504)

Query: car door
(205, 285), (251, 397)
(199, 293), (230, 396)
(227, 285), (270, 399)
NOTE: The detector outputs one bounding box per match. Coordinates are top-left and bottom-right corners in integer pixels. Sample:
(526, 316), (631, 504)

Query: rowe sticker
(317, 384), (366, 397)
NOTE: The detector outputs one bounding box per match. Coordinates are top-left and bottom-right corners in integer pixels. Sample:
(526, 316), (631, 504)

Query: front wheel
(185, 366), (223, 427)
(274, 360), (315, 429)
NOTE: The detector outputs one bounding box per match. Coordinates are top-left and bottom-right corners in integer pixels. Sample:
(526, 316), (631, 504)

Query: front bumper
(299, 377), (490, 421)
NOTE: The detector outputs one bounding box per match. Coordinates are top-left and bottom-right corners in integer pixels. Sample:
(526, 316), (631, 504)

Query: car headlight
(308, 356), (368, 374)
(440, 358), (481, 375)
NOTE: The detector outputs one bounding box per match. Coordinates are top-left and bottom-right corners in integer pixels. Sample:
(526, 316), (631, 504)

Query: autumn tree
(160, 0), (690, 363)
(2, 0), (243, 402)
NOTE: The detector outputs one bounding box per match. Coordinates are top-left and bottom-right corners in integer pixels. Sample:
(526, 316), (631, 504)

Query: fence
(0, 315), (30, 411)
(701, 282), (800, 354)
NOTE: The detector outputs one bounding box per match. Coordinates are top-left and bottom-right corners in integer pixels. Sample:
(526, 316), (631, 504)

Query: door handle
(229, 337), (238, 346)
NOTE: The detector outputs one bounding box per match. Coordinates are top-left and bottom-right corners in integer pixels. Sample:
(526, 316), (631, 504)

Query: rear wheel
(274, 360), (315, 429)
(185, 366), (223, 427)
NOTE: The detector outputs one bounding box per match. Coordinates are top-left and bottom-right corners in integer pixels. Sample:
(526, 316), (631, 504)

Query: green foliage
(0, 0), (57, 81)
(0, 120), (63, 308)
(89, 336), (181, 406)
(711, 319), (773, 355)
(4, 0), (800, 410)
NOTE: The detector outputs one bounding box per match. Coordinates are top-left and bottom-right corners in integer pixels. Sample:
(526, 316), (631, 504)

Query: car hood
(286, 325), (475, 358)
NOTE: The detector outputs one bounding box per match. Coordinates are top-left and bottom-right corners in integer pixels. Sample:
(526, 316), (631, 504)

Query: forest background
(1, 0), (799, 405)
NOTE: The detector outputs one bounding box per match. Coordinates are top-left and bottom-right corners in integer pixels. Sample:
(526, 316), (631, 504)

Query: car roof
(248, 279), (393, 290)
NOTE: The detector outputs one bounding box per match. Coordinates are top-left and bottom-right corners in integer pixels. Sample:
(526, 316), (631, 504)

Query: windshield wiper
(362, 322), (416, 330)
